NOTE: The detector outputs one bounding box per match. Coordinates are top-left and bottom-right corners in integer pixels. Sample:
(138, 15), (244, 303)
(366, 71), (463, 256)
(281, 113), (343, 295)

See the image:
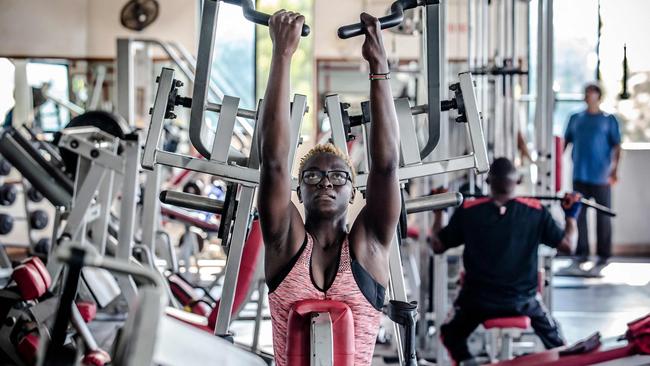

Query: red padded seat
(12, 258), (51, 301)
(286, 299), (355, 366)
(483, 316), (531, 330)
(17, 333), (39, 364)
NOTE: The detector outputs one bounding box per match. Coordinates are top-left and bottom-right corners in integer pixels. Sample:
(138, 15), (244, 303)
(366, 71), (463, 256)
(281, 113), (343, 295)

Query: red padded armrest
(286, 299), (355, 366)
(22, 257), (52, 289)
(12, 263), (47, 300)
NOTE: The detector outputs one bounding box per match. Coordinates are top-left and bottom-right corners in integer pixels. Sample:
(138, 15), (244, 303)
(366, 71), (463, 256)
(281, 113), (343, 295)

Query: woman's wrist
(368, 58), (389, 74)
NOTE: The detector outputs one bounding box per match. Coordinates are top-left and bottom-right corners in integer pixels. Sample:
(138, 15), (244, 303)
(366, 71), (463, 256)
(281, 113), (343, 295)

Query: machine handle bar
(337, 0), (419, 39)
(224, 0), (311, 36)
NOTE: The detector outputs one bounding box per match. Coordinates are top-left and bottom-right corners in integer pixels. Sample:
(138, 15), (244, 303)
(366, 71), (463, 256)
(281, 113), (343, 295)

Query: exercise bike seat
(286, 299), (355, 366)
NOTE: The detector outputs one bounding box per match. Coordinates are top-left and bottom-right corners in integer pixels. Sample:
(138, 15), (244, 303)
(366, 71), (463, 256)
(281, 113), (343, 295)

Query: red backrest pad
(207, 220), (264, 329)
(286, 299), (355, 366)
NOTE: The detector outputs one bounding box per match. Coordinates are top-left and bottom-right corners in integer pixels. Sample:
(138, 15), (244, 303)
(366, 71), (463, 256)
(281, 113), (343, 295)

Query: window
(532, 0), (650, 142)
(256, 0), (314, 137)
(0, 59), (14, 122)
(26, 62), (70, 132)
(552, 0), (599, 136)
(205, 2), (256, 136)
(599, 0), (650, 143)
(211, 2), (256, 110)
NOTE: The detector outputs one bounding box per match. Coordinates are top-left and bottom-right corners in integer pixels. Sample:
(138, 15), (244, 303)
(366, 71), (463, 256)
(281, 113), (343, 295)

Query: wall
(611, 147), (650, 249)
(313, 0), (417, 61)
(0, 0), (198, 59)
(85, 0), (198, 58)
(0, 0), (89, 58)
(313, 0), (470, 61)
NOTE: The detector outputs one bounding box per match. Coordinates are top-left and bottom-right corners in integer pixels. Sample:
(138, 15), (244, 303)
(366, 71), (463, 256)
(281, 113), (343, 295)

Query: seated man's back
(450, 197), (563, 306)
(430, 158), (580, 364)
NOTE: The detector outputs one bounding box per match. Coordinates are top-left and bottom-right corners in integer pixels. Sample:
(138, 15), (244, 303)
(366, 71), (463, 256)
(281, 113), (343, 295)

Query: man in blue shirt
(564, 83), (622, 267)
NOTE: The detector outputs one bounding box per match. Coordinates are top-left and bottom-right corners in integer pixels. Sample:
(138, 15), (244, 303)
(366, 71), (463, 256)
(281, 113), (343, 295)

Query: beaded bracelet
(369, 72), (391, 81)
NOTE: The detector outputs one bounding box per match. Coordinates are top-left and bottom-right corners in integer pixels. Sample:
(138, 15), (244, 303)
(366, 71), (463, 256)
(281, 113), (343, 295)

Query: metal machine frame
(143, 66), (307, 337)
(324, 70), (488, 364)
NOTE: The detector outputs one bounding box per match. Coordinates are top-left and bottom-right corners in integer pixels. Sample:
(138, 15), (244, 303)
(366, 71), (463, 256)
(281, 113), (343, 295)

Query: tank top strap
(338, 235), (352, 273)
(297, 232), (315, 268)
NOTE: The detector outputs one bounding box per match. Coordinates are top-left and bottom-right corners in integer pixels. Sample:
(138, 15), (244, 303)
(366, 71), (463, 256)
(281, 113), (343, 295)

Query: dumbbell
(0, 159), (11, 176)
(32, 238), (51, 260)
(0, 214), (14, 235)
(29, 210), (49, 230)
(27, 187), (44, 203)
(0, 184), (17, 206)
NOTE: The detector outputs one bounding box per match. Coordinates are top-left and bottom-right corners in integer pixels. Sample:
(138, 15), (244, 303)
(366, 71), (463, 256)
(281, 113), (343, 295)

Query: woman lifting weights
(257, 10), (401, 366)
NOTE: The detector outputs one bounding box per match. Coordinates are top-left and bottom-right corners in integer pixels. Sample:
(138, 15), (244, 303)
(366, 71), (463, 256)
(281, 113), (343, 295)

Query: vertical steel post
(116, 39), (135, 125)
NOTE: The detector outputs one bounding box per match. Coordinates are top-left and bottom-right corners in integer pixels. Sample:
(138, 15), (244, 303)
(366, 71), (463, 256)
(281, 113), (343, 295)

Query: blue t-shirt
(564, 111), (621, 185)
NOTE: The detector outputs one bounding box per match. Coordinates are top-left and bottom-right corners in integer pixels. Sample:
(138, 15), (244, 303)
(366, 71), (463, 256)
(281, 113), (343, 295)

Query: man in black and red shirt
(432, 158), (581, 365)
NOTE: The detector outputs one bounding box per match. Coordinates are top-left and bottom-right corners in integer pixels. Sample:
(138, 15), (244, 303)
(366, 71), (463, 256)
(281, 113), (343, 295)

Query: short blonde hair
(298, 143), (356, 183)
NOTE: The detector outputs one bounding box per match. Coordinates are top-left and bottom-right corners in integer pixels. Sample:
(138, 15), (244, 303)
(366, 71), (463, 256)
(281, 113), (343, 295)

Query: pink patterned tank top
(268, 233), (385, 366)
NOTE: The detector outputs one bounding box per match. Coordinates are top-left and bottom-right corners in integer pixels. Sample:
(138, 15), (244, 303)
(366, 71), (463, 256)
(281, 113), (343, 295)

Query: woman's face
(298, 153), (354, 220)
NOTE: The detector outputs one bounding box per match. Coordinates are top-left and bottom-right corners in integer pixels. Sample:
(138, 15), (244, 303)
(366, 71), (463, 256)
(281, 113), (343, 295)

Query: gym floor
(224, 257), (650, 365)
(553, 258), (650, 344)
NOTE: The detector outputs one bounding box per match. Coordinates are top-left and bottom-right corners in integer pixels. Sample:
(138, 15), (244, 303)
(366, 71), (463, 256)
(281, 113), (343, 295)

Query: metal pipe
(205, 102), (257, 120)
(159, 190), (225, 214)
(56, 245), (166, 305)
(70, 305), (99, 351)
(10, 127), (74, 193)
(405, 192), (463, 214)
(419, 2), (443, 159)
(410, 104), (428, 116)
(463, 194), (616, 217)
(0, 132), (72, 207)
(337, 0), (418, 39)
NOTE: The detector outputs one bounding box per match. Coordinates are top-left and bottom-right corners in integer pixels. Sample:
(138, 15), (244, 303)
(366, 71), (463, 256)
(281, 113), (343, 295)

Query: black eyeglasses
(301, 170), (351, 186)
